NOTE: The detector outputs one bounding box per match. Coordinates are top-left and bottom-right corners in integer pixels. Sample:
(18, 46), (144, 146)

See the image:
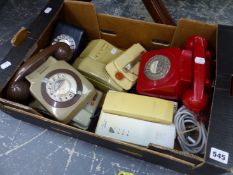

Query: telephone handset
(105, 43), (146, 90)
(6, 42), (73, 103)
(137, 35), (211, 112)
(182, 36), (210, 112)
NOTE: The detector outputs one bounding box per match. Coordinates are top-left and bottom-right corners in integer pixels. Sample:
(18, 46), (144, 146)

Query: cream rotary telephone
(6, 43), (96, 123)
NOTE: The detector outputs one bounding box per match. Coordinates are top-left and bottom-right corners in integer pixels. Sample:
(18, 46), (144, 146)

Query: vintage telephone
(51, 21), (87, 60)
(73, 39), (124, 92)
(106, 43), (146, 90)
(29, 89), (103, 129)
(6, 42), (96, 123)
(96, 91), (176, 148)
(6, 42), (73, 103)
(96, 111), (176, 148)
(71, 90), (103, 130)
(137, 35), (211, 112)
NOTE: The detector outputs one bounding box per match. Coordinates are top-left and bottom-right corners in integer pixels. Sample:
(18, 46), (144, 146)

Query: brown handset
(6, 42), (72, 103)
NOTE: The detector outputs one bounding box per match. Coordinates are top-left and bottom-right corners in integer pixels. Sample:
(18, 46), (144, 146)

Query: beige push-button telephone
(6, 43), (96, 124)
(106, 43), (146, 90)
(95, 91), (177, 148)
(72, 39), (124, 92)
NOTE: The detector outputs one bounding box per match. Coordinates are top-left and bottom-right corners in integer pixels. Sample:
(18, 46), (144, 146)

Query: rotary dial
(45, 73), (79, 102)
(144, 55), (171, 80)
(52, 34), (76, 52)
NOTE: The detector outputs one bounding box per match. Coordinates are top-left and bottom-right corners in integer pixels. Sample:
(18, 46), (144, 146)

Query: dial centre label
(144, 55), (171, 80)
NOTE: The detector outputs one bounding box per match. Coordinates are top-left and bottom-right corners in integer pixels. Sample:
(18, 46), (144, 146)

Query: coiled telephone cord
(174, 106), (207, 154)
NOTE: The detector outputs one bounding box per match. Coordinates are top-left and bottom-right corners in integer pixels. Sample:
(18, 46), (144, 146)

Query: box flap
(0, 0), (49, 63)
(60, 1), (100, 40)
(28, 0), (64, 40)
(205, 25), (233, 169)
(171, 19), (217, 51)
(0, 0), (64, 92)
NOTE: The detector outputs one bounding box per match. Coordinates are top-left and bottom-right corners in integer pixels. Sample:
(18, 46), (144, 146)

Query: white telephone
(95, 91), (177, 148)
(96, 111), (176, 148)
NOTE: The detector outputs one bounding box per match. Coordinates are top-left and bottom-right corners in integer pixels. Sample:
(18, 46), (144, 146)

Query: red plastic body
(137, 48), (193, 100)
(137, 36), (211, 112)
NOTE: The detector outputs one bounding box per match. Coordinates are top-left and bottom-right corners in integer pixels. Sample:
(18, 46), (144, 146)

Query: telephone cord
(174, 106), (207, 154)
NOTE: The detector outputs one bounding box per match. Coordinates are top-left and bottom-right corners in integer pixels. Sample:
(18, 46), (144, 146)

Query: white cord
(174, 106), (207, 154)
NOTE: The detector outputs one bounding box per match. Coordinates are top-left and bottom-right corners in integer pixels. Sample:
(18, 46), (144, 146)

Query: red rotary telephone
(137, 35), (211, 112)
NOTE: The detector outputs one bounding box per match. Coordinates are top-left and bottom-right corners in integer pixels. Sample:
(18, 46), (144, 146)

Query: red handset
(182, 36), (210, 112)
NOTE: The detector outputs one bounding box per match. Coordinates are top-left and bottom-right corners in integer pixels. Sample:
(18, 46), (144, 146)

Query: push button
(115, 72), (124, 80)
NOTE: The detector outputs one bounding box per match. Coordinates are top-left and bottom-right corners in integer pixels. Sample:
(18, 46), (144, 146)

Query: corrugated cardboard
(0, 1), (231, 175)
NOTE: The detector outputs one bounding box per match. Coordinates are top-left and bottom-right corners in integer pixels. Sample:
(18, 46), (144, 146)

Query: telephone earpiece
(182, 36), (210, 112)
(6, 42), (72, 103)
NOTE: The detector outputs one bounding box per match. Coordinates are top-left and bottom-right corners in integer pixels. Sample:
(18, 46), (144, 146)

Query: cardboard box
(1, 1), (233, 174)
